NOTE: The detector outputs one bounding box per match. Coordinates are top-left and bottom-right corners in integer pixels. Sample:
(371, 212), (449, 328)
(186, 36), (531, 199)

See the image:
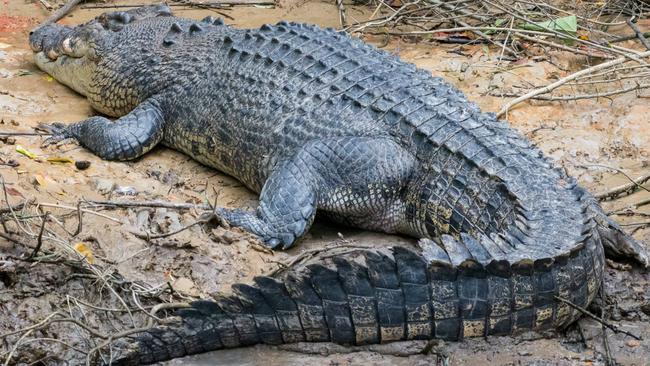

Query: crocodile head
(30, 21), (106, 96)
(29, 5), (174, 99)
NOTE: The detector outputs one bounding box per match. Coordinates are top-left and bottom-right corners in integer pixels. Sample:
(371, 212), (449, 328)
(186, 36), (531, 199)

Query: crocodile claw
(37, 122), (75, 147)
(265, 238), (282, 249)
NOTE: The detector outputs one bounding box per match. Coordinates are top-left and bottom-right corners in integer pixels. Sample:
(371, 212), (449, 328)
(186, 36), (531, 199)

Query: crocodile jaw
(34, 51), (93, 96)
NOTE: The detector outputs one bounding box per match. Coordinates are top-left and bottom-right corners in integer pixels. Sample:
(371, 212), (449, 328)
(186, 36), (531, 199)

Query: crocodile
(29, 5), (648, 365)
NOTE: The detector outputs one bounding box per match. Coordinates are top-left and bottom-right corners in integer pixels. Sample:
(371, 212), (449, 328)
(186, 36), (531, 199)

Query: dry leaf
(32, 173), (47, 188)
(626, 339), (640, 347)
(5, 187), (24, 198)
(73, 242), (95, 264)
(16, 145), (37, 159)
(47, 157), (74, 164)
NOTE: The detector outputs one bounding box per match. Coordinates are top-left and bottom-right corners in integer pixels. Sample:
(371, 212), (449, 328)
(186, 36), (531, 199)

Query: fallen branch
(496, 50), (650, 118)
(599, 288), (616, 366)
(85, 199), (212, 211)
(38, 0), (54, 11)
(608, 196), (650, 215)
(40, 0), (83, 26)
(267, 241), (373, 277)
(609, 31), (650, 45)
(554, 295), (642, 340)
(38, 202), (122, 224)
(336, 0), (346, 28)
(0, 132), (51, 137)
(626, 17), (650, 51)
(129, 215), (211, 240)
(0, 199), (33, 215)
(494, 83), (649, 102)
(596, 171), (650, 200)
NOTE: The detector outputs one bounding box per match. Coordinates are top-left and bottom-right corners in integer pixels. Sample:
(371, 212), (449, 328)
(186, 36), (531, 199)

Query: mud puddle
(0, 0), (649, 365)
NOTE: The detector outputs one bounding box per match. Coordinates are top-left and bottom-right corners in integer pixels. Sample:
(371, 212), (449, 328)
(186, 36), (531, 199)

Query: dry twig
(40, 0), (83, 26)
(595, 171), (650, 200)
(86, 199), (212, 211)
(626, 17), (650, 50)
(497, 50), (650, 117)
(267, 241), (374, 277)
(554, 296), (642, 340)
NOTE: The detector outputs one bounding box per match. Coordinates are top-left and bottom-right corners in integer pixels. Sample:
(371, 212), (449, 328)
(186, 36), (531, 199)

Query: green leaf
(521, 15), (577, 35)
(486, 18), (509, 35)
(494, 18), (508, 27)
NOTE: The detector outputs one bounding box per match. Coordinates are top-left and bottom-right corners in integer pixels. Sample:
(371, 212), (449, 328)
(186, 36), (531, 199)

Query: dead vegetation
(345, 0), (650, 117)
(0, 183), (379, 364)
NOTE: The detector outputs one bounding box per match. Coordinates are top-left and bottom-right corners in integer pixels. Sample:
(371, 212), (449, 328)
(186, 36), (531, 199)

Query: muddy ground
(0, 0), (649, 365)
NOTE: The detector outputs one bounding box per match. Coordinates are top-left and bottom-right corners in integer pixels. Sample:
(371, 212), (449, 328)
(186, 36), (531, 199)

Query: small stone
(91, 178), (115, 194)
(641, 301), (650, 316)
(152, 209), (182, 233)
(626, 339), (640, 348)
(172, 277), (199, 296)
(114, 186), (137, 196)
(135, 209), (152, 229)
(3, 159), (18, 167)
(517, 350), (532, 356)
(211, 227), (237, 244)
(9, 119), (18, 126)
(0, 136), (15, 145)
(75, 160), (91, 170)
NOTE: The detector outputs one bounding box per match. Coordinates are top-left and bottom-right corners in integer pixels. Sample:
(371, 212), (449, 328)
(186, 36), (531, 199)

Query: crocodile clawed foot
(264, 238), (283, 249)
(37, 122), (76, 147)
(599, 216), (650, 269)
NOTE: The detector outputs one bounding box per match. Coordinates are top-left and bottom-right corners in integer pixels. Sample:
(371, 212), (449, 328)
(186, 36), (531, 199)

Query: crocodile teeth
(47, 48), (59, 60)
(61, 38), (73, 54)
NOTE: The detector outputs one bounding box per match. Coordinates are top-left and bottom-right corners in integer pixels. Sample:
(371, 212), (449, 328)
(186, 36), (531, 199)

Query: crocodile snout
(29, 24), (76, 61)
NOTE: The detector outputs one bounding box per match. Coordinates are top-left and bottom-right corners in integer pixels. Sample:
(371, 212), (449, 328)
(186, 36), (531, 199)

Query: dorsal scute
(189, 23), (203, 34)
(201, 15), (215, 24)
(170, 22), (183, 33)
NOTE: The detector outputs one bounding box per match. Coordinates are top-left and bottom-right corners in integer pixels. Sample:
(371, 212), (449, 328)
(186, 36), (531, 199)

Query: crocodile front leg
(41, 98), (165, 161)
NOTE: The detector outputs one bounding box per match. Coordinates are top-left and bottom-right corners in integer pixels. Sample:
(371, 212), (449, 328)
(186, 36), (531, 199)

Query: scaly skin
(28, 5), (647, 365)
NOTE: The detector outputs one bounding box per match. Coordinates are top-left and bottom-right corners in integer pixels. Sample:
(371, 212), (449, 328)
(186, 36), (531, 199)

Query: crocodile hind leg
(580, 190), (650, 267)
(40, 98), (165, 161)
(217, 137), (416, 249)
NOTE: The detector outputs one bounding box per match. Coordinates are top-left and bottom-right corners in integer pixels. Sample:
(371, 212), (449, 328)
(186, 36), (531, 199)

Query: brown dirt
(0, 1), (649, 365)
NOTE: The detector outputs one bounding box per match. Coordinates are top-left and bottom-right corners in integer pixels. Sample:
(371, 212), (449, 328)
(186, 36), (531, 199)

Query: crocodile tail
(108, 235), (604, 365)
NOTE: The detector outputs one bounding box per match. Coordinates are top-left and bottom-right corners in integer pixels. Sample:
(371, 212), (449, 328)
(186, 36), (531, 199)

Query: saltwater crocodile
(29, 5), (648, 364)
